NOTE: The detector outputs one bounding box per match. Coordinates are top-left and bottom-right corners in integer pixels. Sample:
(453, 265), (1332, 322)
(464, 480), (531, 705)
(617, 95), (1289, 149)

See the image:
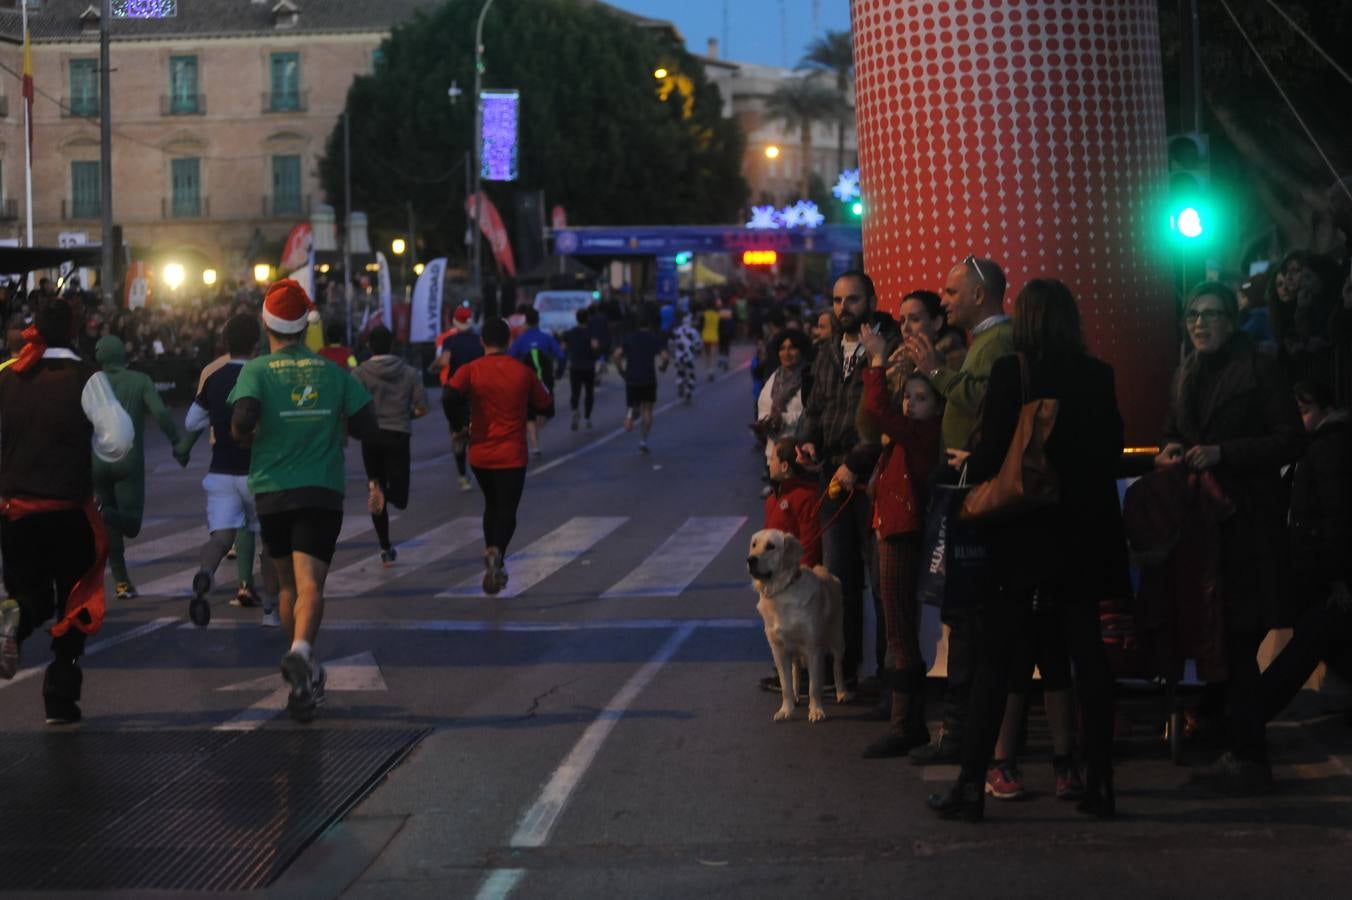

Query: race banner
(279, 223), (312, 272)
(376, 250), (392, 329)
(125, 261), (153, 309)
(409, 257), (446, 343)
(465, 192), (516, 277)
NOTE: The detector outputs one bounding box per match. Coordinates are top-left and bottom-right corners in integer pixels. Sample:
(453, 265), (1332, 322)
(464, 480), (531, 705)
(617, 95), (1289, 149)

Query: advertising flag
(465, 192), (516, 277)
(279, 223), (313, 271)
(408, 257), (446, 343)
(376, 250), (392, 329)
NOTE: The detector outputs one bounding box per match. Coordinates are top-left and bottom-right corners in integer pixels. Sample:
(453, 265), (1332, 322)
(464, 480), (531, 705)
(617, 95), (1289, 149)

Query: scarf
(770, 364), (802, 418)
(11, 325), (46, 373)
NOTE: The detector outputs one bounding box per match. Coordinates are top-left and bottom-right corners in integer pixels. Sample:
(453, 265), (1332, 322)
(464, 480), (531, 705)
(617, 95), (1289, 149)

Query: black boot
(42, 657), (82, 726)
(863, 668), (931, 758)
(863, 667), (892, 721)
(927, 778), (984, 822)
(1077, 764), (1116, 818)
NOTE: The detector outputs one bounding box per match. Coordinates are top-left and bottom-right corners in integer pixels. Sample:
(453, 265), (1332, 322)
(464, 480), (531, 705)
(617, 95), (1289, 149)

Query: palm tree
(798, 30), (854, 175)
(763, 77), (840, 200)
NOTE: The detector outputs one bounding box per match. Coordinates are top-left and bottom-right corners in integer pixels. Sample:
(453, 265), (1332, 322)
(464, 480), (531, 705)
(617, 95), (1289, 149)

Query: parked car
(532, 291), (594, 336)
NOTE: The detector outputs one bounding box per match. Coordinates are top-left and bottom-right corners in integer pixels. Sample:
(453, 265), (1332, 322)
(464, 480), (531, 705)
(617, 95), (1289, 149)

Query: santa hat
(452, 306), (472, 324)
(262, 279), (320, 334)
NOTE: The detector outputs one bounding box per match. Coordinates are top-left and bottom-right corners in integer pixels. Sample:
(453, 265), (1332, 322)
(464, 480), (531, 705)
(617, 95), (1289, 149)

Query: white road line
(178, 617), (760, 632)
(135, 514), (379, 597)
(601, 516), (747, 598)
(124, 528), (210, 566)
(325, 517), (481, 597)
(475, 622), (698, 900)
(439, 517), (627, 599)
(0, 617), (178, 691)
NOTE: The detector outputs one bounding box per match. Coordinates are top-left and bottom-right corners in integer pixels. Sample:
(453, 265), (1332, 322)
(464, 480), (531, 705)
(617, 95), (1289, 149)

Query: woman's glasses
(1183, 309), (1227, 325)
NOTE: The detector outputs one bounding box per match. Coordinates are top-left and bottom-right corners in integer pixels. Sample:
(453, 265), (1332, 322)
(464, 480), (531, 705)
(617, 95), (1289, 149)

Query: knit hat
(452, 306), (472, 324)
(262, 279), (320, 334)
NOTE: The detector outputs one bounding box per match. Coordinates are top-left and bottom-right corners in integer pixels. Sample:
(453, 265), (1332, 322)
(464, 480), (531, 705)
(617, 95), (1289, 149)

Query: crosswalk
(124, 513), (753, 602)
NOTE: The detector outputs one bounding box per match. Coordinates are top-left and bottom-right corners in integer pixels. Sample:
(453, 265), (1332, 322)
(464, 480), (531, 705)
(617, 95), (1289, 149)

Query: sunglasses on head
(964, 255), (987, 285)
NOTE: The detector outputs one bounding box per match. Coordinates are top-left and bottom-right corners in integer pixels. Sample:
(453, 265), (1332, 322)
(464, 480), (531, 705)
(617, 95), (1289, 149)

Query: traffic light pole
(99, 0), (114, 303)
(1180, 0), (1202, 133)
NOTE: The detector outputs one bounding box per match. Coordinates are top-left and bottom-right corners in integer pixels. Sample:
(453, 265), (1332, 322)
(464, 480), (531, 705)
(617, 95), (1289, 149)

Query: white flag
(376, 251), (392, 330)
(408, 257), (446, 343)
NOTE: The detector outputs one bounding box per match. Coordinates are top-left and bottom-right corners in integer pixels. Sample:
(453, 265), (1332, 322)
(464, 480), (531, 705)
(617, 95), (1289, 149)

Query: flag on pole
(21, 16), (33, 157)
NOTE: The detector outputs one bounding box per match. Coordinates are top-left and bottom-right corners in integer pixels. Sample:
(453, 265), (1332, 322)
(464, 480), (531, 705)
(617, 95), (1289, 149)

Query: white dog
(747, 528), (850, 722)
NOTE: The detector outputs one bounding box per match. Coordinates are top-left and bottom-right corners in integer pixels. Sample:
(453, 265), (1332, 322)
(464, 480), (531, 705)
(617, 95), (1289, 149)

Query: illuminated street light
(764, 145), (780, 160)
(413, 262), (426, 276)
(202, 268), (217, 286)
(253, 263), (272, 285)
(163, 262), (185, 291)
(654, 67), (668, 80)
(391, 237), (407, 256)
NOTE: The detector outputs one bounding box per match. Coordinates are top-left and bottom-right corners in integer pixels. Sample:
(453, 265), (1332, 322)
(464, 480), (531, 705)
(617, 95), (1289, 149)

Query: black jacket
(1289, 410), (1352, 597)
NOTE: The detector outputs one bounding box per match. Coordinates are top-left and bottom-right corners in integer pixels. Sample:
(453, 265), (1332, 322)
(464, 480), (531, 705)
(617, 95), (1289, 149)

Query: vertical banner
(280, 223), (313, 271)
(655, 256), (678, 303)
(465, 192), (517, 277)
(480, 89), (519, 182)
(376, 250), (392, 328)
(551, 205), (568, 229)
(124, 261), (152, 309)
(409, 257), (446, 343)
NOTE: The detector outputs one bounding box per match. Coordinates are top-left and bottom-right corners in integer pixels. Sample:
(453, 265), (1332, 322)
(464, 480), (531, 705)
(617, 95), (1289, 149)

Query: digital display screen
(480, 90), (519, 182)
(113, 0), (178, 18)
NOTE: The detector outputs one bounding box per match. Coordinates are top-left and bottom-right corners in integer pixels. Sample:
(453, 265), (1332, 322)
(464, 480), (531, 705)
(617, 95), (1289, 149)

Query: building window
(71, 160), (100, 218)
(371, 47), (385, 72)
(170, 157), (201, 217)
(271, 154), (302, 216)
(69, 59), (99, 117)
(269, 52), (300, 111)
(168, 55), (199, 114)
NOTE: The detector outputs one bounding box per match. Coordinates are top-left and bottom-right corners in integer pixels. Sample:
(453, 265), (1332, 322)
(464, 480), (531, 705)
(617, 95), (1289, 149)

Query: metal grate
(0, 728), (428, 891)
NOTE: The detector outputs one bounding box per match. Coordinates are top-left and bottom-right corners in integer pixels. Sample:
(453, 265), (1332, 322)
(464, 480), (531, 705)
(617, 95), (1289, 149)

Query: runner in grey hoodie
(352, 326), (428, 564)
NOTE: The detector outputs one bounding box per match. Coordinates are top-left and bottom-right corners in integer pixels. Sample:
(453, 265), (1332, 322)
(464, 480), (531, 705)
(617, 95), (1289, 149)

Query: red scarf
(10, 325), (46, 373)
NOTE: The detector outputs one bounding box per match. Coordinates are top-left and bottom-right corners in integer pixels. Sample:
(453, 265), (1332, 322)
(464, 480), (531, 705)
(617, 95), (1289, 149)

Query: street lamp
(654, 67), (669, 79)
(471, 0), (497, 315)
(391, 238), (406, 256)
(254, 263), (272, 285)
(163, 263), (185, 292)
(765, 145), (781, 159)
(202, 268), (218, 287)
(413, 262), (425, 276)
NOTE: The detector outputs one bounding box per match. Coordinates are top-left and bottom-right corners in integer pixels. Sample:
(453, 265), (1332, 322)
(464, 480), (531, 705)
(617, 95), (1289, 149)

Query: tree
(319, 0), (747, 267)
(763, 76), (841, 201)
(798, 30), (854, 176)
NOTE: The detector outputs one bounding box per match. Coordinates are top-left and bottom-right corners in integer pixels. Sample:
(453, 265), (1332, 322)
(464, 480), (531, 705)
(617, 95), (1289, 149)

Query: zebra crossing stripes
(439, 517), (628, 599)
(325, 517), (481, 597)
(600, 517), (748, 598)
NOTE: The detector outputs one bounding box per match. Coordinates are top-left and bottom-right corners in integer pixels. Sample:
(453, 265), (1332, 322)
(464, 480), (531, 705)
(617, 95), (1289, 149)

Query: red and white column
(851, 0), (1177, 443)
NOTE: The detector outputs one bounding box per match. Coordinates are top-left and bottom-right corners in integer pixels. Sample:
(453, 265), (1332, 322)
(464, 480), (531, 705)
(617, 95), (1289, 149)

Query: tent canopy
(0, 245), (102, 274)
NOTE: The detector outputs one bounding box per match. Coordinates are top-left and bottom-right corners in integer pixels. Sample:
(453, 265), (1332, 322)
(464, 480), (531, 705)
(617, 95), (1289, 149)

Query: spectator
(1265, 250), (1340, 388)
(1238, 272), (1273, 352)
(763, 437), (822, 568)
(754, 329), (813, 479)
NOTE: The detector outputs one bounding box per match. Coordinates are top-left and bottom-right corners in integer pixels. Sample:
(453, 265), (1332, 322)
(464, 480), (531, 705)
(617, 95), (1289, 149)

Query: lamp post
(471, 0), (496, 315)
(391, 237), (407, 294)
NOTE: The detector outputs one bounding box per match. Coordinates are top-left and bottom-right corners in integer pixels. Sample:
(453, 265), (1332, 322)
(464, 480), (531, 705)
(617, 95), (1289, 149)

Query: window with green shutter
(171, 157), (201, 218)
(269, 53), (300, 111)
(69, 59), (99, 117)
(168, 55), (199, 114)
(71, 161), (100, 218)
(272, 155), (302, 216)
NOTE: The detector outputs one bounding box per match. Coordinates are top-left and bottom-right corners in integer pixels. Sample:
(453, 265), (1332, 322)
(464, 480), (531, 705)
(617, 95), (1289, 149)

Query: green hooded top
(94, 334), (180, 466)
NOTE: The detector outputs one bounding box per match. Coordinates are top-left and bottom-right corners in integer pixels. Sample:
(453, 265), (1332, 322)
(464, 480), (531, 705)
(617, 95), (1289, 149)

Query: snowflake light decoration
(747, 205), (783, 230)
(831, 168), (861, 202)
(792, 200), (826, 228)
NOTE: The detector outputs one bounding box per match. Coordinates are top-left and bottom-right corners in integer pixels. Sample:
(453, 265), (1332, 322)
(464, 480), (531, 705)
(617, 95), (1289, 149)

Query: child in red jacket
(763, 437), (822, 567)
(859, 326), (943, 758)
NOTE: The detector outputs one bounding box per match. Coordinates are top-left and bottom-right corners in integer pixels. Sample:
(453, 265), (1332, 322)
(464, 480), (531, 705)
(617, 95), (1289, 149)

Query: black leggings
(0, 508), (93, 669)
(569, 368), (595, 418)
(472, 466), (527, 554)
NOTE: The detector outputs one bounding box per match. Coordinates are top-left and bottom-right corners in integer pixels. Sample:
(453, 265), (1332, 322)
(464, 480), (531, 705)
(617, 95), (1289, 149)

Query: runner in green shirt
(228, 280), (377, 722)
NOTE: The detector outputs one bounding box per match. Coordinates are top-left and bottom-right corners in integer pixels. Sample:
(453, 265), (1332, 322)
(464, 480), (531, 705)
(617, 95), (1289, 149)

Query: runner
(508, 306), (564, 457)
(228, 279), (377, 722)
(431, 306), (482, 491)
(318, 323), (357, 370)
(92, 334), (187, 600)
(563, 307), (602, 429)
(353, 325), (427, 566)
(0, 300), (133, 724)
(181, 314), (279, 628)
(613, 309), (670, 454)
(700, 300), (720, 381)
(444, 317), (553, 595)
(668, 309), (703, 406)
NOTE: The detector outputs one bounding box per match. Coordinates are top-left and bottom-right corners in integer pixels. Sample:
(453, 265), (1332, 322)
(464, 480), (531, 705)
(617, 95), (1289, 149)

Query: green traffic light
(851, 201), (864, 217)
(674, 252), (692, 265)
(1177, 207), (1203, 239)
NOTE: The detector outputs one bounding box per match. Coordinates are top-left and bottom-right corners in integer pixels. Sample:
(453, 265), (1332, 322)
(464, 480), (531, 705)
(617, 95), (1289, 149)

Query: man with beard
(791, 270), (886, 696)
(904, 255), (1014, 767)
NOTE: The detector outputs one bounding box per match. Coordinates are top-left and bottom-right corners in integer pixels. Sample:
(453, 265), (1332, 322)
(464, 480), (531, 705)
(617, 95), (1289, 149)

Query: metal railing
(62, 96), (100, 118)
(262, 90), (307, 113)
(161, 93), (206, 116)
(162, 195), (210, 219)
(62, 198), (101, 220)
(263, 193), (310, 218)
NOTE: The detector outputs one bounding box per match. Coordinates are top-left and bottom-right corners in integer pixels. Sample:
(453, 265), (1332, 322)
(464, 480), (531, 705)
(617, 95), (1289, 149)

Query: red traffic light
(742, 249), (778, 266)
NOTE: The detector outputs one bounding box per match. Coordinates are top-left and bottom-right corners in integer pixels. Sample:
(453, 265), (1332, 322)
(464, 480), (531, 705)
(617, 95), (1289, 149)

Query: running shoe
(225, 546), (237, 560)
(44, 696), (81, 726)
(571, 411), (580, 431)
(638, 440), (649, 454)
(985, 762), (1027, 800)
(367, 480), (385, 515)
(531, 447), (543, 457)
(280, 651), (326, 723)
(458, 476), (472, 492)
(623, 409), (636, 432)
(584, 419), (593, 430)
(1054, 759), (1085, 801)
(189, 571), (212, 628)
(380, 547), (398, 567)
(482, 547), (506, 595)
(260, 608), (281, 628)
(0, 598), (21, 680)
(231, 584), (261, 608)
(115, 582), (138, 601)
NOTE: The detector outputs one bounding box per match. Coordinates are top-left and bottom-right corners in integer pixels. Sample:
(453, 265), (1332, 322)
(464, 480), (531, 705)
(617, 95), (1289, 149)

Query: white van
(532, 290), (594, 336)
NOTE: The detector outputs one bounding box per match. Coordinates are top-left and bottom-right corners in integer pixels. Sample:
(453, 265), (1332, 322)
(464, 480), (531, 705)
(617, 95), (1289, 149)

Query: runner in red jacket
(445, 317), (553, 594)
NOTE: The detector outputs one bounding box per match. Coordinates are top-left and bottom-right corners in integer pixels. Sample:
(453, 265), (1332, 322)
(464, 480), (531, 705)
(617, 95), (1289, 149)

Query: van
(532, 291), (594, 336)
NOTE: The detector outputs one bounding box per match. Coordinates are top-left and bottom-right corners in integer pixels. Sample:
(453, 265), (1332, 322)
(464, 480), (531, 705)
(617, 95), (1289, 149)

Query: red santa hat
(262, 279), (320, 334)
(452, 306), (472, 324)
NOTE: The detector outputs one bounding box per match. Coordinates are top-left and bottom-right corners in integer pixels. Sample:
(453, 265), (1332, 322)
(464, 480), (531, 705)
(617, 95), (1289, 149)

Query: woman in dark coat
(1157, 281), (1304, 793)
(927, 278), (1127, 822)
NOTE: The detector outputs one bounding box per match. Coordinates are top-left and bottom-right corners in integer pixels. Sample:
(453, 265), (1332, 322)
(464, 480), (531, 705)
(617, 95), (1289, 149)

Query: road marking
(179, 617), (761, 632)
(214, 650), (388, 731)
(475, 622), (698, 900)
(601, 516), (747, 598)
(325, 517), (480, 597)
(439, 517), (627, 599)
(135, 514), (379, 597)
(0, 617), (178, 691)
(124, 528), (210, 566)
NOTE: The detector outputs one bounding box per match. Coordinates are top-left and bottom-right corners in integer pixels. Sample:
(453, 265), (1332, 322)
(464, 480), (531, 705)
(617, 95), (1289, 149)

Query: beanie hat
(452, 306), (472, 324)
(262, 279), (320, 334)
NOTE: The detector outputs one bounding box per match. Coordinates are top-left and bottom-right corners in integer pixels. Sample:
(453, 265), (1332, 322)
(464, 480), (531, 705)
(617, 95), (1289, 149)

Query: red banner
(465, 192), (517, 277)
(279, 223), (312, 272)
(551, 205), (568, 229)
(391, 302), (411, 343)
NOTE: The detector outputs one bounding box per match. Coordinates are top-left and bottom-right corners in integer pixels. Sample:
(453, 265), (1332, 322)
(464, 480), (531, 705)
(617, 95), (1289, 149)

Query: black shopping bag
(917, 483), (992, 619)
(917, 483), (963, 608)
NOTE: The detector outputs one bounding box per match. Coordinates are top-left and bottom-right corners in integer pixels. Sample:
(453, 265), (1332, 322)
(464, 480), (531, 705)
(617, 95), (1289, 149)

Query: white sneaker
(0, 598), (21, 680)
(624, 410), (635, 432)
(260, 609), (281, 628)
(458, 476), (472, 492)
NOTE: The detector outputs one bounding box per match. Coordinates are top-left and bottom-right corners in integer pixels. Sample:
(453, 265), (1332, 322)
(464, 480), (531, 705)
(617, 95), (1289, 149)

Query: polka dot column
(852, 0), (1177, 444)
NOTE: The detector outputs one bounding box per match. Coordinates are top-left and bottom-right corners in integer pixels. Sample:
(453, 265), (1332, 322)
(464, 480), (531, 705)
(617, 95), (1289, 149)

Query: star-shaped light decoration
(793, 200), (826, 228)
(746, 205), (783, 230)
(831, 168), (861, 202)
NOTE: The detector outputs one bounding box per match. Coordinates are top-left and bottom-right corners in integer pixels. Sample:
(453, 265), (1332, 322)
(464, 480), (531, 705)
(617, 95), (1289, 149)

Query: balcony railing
(161, 93), (206, 116)
(162, 195), (210, 219)
(0, 96), (10, 118)
(62, 198), (101, 220)
(263, 193), (309, 219)
(262, 90), (307, 113)
(62, 96), (100, 118)
(0, 199), (17, 221)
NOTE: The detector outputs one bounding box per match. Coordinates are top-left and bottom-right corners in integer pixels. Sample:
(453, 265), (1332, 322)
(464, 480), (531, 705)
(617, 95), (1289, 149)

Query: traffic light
(1167, 132), (1210, 243)
(850, 201), (864, 218)
(674, 251), (692, 266)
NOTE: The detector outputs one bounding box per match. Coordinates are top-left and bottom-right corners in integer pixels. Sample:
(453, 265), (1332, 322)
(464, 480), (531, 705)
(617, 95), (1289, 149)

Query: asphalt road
(3, 347), (1352, 899)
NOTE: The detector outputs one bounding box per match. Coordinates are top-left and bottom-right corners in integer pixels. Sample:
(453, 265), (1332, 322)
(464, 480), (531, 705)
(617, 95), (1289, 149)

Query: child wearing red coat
(859, 326), (943, 758)
(763, 437), (822, 567)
